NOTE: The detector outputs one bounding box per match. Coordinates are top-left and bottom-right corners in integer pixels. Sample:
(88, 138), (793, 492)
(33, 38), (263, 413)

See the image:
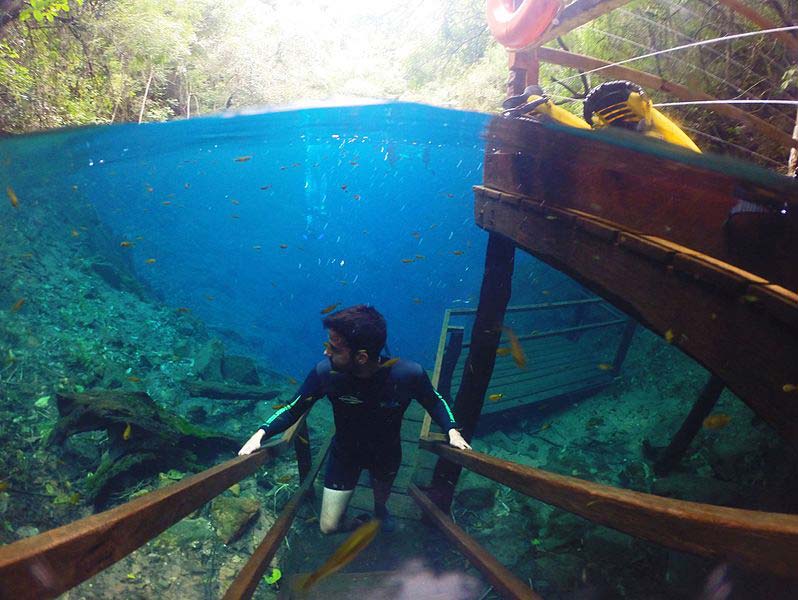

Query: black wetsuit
(258, 357), (458, 490)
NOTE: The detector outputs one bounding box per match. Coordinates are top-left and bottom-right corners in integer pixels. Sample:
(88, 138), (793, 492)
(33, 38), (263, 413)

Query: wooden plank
(474, 192), (798, 446)
(534, 0), (636, 48)
(409, 484), (543, 600)
(536, 46), (798, 151)
(0, 441), (282, 599)
(418, 441), (798, 579)
(224, 436), (333, 600)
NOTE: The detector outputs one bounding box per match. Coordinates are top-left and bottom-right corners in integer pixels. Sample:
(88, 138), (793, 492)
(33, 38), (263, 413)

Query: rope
(654, 99), (798, 107)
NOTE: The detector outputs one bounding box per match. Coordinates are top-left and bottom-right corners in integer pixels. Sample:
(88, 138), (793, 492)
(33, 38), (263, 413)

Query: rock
(210, 496), (261, 544)
(455, 487), (495, 511)
(194, 339), (225, 381)
(15, 525), (40, 539)
(221, 355), (261, 386)
(618, 461), (650, 491)
(155, 517), (215, 550)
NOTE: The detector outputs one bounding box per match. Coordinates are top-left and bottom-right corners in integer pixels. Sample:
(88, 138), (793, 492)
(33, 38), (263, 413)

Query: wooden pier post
(428, 233), (516, 511)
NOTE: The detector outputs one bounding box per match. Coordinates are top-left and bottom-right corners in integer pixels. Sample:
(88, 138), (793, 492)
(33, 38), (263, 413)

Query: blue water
(1, 101), (569, 376)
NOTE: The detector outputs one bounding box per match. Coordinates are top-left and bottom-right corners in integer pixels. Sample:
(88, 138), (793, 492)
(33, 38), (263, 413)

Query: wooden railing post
(437, 327), (464, 403)
(429, 233), (515, 511)
(294, 421), (313, 499)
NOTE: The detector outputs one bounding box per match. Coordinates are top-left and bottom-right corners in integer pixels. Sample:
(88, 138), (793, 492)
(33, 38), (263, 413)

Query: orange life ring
(486, 0), (562, 49)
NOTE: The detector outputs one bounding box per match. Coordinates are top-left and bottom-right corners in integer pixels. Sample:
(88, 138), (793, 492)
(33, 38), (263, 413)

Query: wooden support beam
(533, 0), (636, 48)
(429, 233), (516, 511)
(645, 374), (725, 475)
(438, 327), (464, 403)
(408, 484), (542, 600)
(537, 46), (798, 150)
(419, 440), (798, 579)
(223, 436), (332, 600)
(610, 319), (636, 376)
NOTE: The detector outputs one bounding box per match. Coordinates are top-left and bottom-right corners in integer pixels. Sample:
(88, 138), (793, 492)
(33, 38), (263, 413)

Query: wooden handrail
(224, 435), (333, 600)
(419, 439), (798, 578)
(533, 0), (636, 49)
(448, 298), (605, 316)
(408, 484), (542, 600)
(537, 46), (798, 151)
(0, 420), (305, 599)
(460, 317), (627, 348)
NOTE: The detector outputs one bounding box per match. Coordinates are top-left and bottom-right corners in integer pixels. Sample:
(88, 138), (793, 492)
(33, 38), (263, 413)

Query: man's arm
(238, 366), (324, 455)
(414, 369), (472, 450)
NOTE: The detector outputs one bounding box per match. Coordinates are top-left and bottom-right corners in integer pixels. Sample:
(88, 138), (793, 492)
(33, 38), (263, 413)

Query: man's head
(322, 304), (387, 373)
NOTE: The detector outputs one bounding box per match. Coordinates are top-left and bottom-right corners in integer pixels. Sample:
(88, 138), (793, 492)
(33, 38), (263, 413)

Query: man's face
(323, 330), (355, 372)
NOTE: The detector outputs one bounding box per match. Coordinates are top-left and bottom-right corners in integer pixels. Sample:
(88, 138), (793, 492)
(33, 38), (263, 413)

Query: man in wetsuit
(238, 304), (471, 533)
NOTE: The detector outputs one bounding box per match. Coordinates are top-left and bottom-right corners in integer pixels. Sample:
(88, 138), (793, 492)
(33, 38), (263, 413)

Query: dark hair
(322, 304), (387, 358)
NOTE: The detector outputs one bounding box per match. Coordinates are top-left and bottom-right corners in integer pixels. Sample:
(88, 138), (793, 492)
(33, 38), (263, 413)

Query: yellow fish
(10, 298), (25, 313)
(380, 357), (400, 369)
(488, 393), (503, 402)
(702, 413), (731, 430)
(401, 258), (414, 264)
(597, 363), (613, 371)
(235, 155), (252, 162)
(7, 186), (19, 208)
(496, 347), (511, 357)
(300, 518), (380, 591)
(123, 423), (132, 441)
(664, 329), (675, 344)
(503, 327), (527, 369)
(783, 384), (798, 393)
(145, 258), (156, 264)
(452, 250), (464, 256)
(320, 302), (341, 315)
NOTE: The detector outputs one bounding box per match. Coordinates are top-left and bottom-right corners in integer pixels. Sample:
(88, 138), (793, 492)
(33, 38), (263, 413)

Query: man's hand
(447, 429), (471, 450)
(238, 429), (266, 456)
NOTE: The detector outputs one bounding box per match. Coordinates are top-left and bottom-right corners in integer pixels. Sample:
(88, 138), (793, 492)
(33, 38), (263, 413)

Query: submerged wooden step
(278, 571), (398, 599)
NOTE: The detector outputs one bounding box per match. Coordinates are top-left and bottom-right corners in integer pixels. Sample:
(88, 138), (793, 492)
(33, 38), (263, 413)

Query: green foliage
(20, 0), (83, 24)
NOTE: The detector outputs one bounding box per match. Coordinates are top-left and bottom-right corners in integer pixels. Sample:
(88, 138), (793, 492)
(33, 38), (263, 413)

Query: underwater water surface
(2, 102), (795, 600)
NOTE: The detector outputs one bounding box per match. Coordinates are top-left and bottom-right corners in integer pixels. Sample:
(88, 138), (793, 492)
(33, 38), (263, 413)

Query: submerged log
(184, 380), (280, 401)
(48, 390), (240, 506)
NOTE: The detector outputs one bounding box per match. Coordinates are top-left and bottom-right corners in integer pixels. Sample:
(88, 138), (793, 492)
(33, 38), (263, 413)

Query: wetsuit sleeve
(414, 370), (458, 432)
(258, 366), (324, 439)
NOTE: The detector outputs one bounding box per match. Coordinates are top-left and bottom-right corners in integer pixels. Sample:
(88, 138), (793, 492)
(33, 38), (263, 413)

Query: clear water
(1, 101), (562, 376)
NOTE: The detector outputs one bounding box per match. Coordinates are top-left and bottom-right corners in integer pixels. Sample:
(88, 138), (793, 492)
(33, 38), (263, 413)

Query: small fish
(120, 241), (134, 248)
(446, 193), (454, 198)
(300, 518), (380, 591)
(276, 474), (293, 483)
(414, 254), (426, 260)
(488, 393), (503, 402)
(411, 231), (421, 239)
(412, 298), (423, 304)
(127, 376), (141, 382)
(71, 229), (80, 237)
(252, 245), (262, 251)
(231, 199), (240, 205)
(380, 357), (400, 369)
(664, 329), (675, 344)
(288, 377), (298, 385)
(320, 302), (341, 315)
(297, 435), (309, 445)
(349, 161), (358, 166)
(235, 155), (252, 162)
(703, 414), (731, 430)
(272, 404), (286, 410)
(184, 183), (190, 189)
(145, 258), (156, 264)
(452, 250), (464, 256)
(10, 298), (25, 312)
(353, 194), (361, 201)
(503, 327), (527, 369)
(230, 214), (240, 219)
(145, 185), (154, 193)
(545, 215), (558, 221)
(176, 307), (191, 314)
(205, 295), (215, 301)
(540, 423), (551, 431)
(279, 244), (288, 249)
(401, 258), (414, 264)
(597, 363), (613, 371)
(783, 384), (798, 393)
(496, 347), (511, 357)
(260, 185), (271, 190)
(340, 184), (348, 191)
(291, 162), (301, 168)
(123, 423), (132, 441)
(162, 201), (172, 206)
